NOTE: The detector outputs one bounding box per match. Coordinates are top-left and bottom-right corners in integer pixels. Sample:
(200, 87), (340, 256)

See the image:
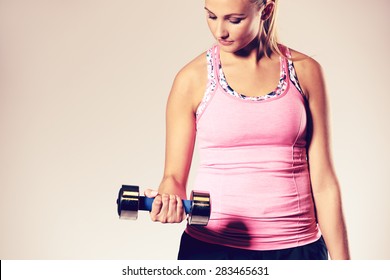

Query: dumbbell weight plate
(189, 191), (211, 226)
(117, 185), (140, 220)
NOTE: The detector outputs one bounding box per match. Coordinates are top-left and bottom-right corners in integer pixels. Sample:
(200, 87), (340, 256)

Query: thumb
(144, 189), (159, 198)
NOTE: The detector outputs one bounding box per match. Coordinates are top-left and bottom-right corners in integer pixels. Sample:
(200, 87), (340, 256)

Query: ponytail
(251, 0), (285, 58)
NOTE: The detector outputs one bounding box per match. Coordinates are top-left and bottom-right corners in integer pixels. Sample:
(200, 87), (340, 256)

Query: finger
(150, 194), (162, 222)
(158, 194), (170, 223)
(144, 189), (158, 198)
(175, 195), (185, 223)
(167, 195), (178, 223)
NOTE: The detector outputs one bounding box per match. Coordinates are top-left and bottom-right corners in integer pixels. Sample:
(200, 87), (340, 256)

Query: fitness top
(186, 45), (321, 251)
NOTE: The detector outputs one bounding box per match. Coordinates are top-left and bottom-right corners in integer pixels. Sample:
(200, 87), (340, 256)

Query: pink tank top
(186, 45), (321, 250)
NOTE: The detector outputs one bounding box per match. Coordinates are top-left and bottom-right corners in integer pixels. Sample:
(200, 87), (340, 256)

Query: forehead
(205, 0), (254, 15)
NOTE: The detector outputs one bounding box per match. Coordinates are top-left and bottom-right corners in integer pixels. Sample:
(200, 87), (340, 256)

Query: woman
(145, 0), (350, 260)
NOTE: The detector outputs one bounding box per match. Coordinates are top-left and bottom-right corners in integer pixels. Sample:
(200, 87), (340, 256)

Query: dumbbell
(117, 185), (211, 226)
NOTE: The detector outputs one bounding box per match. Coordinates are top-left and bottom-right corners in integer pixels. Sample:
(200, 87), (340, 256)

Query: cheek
(206, 20), (217, 37)
(234, 21), (259, 41)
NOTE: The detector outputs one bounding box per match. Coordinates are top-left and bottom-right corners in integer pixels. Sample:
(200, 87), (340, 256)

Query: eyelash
(229, 19), (243, 24)
(207, 15), (243, 25)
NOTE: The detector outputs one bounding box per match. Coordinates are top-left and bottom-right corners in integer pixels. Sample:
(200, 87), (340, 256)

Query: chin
(218, 43), (239, 53)
(219, 40), (255, 54)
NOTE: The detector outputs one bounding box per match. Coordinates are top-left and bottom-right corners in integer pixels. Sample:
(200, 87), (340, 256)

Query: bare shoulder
(173, 51), (208, 94)
(289, 48), (322, 72)
(170, 51), (208, 111)
(288, 48), (325, 100)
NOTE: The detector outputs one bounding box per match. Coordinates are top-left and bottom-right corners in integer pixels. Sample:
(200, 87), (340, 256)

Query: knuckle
(154, 196), (162, 205)
(170, 198), (177, 206)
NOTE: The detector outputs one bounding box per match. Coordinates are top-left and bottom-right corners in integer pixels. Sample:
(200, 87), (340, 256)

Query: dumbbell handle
(138, 196), (192, 214)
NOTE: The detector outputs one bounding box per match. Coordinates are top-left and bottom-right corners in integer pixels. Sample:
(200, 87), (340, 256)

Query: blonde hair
(250, 0), (284, 58)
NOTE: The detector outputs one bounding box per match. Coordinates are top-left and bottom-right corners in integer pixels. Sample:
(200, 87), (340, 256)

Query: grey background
(1, 0), (389, 259)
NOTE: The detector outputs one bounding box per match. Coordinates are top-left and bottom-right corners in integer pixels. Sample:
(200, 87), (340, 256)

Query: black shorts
(178, 231), (328, 260)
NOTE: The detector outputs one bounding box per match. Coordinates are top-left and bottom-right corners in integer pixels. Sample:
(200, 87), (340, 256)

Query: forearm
(158, 175), (188, 200)
(314, 186), (350, 260)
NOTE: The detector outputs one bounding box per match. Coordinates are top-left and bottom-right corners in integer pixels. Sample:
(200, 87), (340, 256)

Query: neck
(233, 36), (273, 62)
(234, 37), (260, 59)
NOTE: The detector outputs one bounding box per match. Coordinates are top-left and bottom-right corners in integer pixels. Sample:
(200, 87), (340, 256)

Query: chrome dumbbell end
(117, 185), (140, 220)
(189, 191), (211, 226)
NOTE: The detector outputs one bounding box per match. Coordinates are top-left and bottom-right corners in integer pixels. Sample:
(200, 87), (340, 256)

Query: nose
(215, 21), (229, 39)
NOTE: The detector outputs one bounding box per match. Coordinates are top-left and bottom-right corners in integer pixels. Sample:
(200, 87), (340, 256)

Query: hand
(144, 189), (186, 223)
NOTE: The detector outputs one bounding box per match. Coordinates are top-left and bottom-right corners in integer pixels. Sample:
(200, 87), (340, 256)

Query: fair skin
(145, 0), (350, 259)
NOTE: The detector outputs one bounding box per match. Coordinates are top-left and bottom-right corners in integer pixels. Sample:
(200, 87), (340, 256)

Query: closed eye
(204, 7), (246, 24)
(229, 18), (244, 24)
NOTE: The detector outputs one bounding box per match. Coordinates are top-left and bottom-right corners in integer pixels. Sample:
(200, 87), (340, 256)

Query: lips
(218, 39), (234, 46)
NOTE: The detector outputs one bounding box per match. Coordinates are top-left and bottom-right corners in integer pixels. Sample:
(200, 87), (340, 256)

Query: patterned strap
(196, 47), (217, 119)
(284, 47), (304, 96)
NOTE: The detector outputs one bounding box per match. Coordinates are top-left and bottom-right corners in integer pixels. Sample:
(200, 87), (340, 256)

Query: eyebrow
(204, 7), (246, 17)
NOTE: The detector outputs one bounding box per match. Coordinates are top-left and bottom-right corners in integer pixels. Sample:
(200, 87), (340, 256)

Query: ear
(261, 2), (275, 20)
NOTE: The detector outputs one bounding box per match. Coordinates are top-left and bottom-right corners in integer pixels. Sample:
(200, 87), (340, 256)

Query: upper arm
(294, 55), (339, 193)
(162, 57), (207, 188)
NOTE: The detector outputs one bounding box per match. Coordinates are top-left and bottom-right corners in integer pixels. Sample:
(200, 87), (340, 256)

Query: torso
(182, 44), (321, 250)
